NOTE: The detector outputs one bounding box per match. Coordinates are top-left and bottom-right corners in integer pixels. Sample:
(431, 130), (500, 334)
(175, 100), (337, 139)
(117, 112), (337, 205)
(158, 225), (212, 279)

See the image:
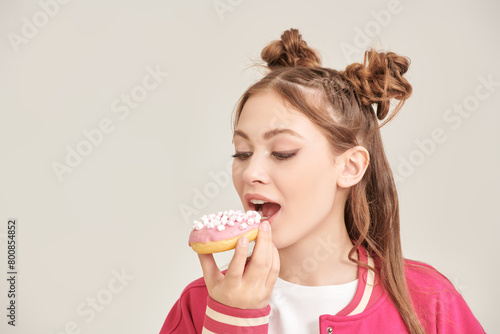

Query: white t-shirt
(268, 277), (359, 334)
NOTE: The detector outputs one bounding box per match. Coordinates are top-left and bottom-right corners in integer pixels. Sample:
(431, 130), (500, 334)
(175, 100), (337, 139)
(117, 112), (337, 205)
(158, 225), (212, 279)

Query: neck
(277, 200), (358, 286)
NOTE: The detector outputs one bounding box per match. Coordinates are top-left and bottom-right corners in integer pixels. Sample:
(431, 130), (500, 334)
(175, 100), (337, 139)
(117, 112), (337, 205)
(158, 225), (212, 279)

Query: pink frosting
(188, 210), (262, 244)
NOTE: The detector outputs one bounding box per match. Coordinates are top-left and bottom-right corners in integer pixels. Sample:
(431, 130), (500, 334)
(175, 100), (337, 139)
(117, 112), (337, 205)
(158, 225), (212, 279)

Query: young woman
(160, 28), (485, 334)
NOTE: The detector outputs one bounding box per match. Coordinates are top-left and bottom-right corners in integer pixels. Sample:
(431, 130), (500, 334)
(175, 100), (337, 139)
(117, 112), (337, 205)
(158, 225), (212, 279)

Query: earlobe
(337, 146), (370, 188)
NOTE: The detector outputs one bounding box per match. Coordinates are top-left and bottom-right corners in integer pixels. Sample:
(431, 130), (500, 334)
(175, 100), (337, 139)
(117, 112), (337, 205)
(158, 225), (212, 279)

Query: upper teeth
(250, 199), (267, 204)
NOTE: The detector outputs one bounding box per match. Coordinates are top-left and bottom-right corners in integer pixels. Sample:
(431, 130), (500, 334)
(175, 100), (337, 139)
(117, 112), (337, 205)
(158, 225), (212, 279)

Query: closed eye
(232, 152), (251, 160)
(232, 151), (298, 161)
(272, 152), (297, 160)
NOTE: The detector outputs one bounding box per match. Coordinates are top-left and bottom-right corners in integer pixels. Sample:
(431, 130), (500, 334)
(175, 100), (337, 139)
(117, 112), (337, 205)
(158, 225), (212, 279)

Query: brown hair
(232, 28), (427, 333)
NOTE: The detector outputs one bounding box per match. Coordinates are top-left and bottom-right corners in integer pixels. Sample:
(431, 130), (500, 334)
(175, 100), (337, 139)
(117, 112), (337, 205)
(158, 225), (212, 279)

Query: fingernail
(260, 221), (269, 231)
(239, 236), (248, 246)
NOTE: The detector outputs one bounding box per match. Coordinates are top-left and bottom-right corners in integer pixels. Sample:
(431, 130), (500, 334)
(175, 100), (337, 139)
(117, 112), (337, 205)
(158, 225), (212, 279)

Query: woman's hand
(197, 221), (280, 309)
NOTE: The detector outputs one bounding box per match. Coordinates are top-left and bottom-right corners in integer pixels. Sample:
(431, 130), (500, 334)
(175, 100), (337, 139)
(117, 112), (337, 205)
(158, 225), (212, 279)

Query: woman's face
(232, 90), (344, 249)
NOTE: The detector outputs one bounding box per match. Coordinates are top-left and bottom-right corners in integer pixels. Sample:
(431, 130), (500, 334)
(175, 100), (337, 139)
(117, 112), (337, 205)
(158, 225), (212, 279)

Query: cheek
(312, 164), (337, 209)
(304, 172), (335, 212)
(288, 157), (336, 216)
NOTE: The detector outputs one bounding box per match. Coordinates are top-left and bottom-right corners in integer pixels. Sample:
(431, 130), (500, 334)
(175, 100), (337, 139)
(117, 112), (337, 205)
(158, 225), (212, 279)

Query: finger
(224, 235), (250, 280)
(265, 243), (280, 291)
(244, 221), (272, 282)
(198, 253), (224, 288)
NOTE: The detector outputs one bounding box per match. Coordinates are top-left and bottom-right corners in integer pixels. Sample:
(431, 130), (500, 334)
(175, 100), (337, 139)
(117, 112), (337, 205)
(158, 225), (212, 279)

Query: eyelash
(231, 152), (297, 162)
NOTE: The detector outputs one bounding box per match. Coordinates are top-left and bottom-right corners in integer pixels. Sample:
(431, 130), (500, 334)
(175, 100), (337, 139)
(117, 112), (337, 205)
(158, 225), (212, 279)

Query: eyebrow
(233, 128), (304, 142)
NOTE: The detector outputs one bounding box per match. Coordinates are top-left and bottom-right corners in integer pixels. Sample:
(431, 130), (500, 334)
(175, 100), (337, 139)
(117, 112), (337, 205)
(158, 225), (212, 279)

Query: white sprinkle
(197, 210), (261, 231)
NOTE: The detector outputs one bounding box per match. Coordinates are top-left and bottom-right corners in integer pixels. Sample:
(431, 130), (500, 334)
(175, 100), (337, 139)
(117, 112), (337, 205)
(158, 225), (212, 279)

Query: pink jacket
(159, 245), (486, 333)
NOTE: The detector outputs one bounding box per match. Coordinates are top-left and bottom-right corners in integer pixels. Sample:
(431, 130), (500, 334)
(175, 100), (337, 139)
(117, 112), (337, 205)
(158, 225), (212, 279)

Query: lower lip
(262, 209), (280, 225)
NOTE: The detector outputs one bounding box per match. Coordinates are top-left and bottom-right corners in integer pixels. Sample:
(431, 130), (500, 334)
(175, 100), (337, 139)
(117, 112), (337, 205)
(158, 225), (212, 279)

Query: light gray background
(1, 0), (498, 333)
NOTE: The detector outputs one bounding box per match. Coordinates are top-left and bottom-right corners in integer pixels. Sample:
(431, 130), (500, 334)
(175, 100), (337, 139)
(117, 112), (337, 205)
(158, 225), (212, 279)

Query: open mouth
(249, 199), (281, 221)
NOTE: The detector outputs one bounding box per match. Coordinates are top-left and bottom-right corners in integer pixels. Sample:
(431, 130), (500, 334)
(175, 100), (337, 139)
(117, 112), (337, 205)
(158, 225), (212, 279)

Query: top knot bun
(341, 49), (412, 120)
(257, 28), (412, 124)
(261, 28), (322, 69)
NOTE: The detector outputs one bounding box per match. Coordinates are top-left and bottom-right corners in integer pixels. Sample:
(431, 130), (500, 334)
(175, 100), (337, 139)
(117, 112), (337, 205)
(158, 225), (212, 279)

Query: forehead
(234, 90), (333, 149)
(237, 91), (308, 133)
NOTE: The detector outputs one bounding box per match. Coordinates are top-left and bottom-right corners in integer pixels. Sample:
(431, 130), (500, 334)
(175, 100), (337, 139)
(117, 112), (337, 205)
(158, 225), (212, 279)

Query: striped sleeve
(202, 296), (270, 334)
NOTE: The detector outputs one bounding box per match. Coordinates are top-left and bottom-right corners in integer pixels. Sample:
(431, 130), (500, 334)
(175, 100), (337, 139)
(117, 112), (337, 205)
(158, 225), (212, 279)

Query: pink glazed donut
(188, 210), (262, 254)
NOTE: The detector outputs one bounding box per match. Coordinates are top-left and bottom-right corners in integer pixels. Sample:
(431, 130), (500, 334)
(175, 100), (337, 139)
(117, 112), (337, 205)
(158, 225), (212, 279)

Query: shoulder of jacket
(179, 276), (208, 297)
(402, 259), (485, 333)
(403, 258), (459, 297)
(404, 258), (451, 283)
(160, 276), (209, 333)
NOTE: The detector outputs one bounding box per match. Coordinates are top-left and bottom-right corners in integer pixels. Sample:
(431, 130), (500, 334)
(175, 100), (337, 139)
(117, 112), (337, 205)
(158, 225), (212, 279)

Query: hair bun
(341, 49), (412, 121)
(261, 28), (322, 70)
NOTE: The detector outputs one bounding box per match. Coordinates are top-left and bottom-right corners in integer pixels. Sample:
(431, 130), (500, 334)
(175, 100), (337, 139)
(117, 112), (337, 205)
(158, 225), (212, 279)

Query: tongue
(262, 203), (280, 218)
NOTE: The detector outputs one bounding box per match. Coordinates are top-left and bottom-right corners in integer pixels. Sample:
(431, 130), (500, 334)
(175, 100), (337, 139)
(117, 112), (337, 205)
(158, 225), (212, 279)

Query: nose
(240, 153), (270, 185)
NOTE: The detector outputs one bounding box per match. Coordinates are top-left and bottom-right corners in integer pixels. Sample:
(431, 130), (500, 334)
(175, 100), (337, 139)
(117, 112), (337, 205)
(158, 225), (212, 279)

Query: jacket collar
(334, 243), (386, 316)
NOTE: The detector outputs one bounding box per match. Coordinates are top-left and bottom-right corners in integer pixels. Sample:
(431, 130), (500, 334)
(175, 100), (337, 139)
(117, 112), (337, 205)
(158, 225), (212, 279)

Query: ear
(335, 146), (370, 189)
